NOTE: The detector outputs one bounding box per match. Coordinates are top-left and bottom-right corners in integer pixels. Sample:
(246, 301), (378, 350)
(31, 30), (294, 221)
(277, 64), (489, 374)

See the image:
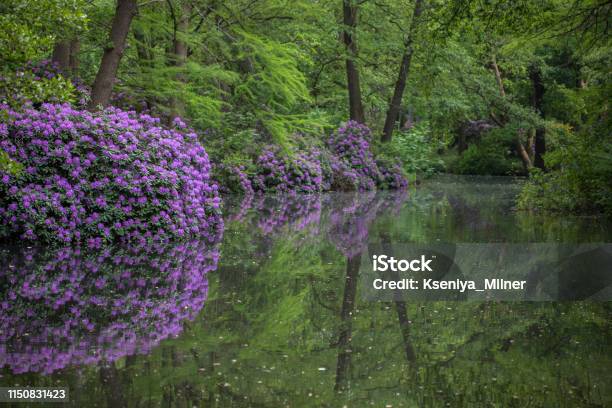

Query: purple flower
(0, 240), (221, 374)
(0, 103), (223, 245)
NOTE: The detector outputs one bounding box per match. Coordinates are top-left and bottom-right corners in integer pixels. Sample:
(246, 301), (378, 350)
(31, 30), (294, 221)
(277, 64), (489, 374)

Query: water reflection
(0, 176), (610, 406)
(0, 241), (220, 374)
(226, 193), (323, 234)
(225, 189), (408, 256)
(0, 190), (404, 377)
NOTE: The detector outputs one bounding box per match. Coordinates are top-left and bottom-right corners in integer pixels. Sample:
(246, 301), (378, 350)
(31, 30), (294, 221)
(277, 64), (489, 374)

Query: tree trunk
(381, 0), (423, 143)
(491, 54), (532, 172)
(51, 40), (71, 73)
(52, 38), (80, 76)
(492, 54), (505, 98)
(88, 0), (138, 110)
(529, 64), (546, 170)
(68, 38), (80, 75)
(401, 107), (413, 130)
(516, 132), (532, 172)
(533, 127), (546, 170)
(169, 2), (191, 122)
(172, 4), (190, 65)
(528, 129), (535, 158)
(342, 0), (365, 123)
(457, 131), (467, 154)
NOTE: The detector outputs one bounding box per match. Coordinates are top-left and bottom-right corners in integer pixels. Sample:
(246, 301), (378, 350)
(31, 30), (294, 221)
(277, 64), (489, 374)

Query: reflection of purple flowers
(0, 103), (223, 245)
(0, 240), (220, 374)
(255, 195), (322, 234)
(325, 190), (409, 257)
(226, 194), (322, 234)
(327, 191), (381, 257)
(225, 189), (409, 257)
(0, 188), (409, 374)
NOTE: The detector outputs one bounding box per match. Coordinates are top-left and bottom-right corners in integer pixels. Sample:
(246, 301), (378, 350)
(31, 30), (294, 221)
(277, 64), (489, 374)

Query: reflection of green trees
(379, 176), (610, 243)
(1, 182), (610, 406)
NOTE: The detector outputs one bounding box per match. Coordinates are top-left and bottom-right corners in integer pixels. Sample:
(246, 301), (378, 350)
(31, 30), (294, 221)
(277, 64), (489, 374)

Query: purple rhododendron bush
(0, 103), (223, 245)
(0, 240), (220, 374)
(327, 120), (408, 190)
(327, 121), (382, 190)
(217, 121), (407, 194)
(251, 146), (326, 193)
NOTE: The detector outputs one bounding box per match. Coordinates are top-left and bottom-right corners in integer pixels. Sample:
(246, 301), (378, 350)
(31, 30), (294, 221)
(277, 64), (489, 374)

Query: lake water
(1, 175), (610, 406)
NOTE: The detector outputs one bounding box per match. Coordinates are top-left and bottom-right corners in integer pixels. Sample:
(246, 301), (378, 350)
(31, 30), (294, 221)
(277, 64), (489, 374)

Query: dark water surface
(1, 175), (611, 407)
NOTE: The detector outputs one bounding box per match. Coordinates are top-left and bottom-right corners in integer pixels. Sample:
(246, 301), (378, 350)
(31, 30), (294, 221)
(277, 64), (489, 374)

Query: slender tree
(529, 63), (546, 170)
(88, 0), (138, 110)
(342, 0), (365, 123)
(491, 54), (532, 171)
(68, 38), (80, 75)
(381, 0), (424, 143)
(169, 1), (192, 121)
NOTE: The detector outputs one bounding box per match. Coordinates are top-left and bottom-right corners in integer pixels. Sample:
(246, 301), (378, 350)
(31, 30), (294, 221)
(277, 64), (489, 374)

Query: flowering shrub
(0, 103), (223, 245)
(290, 149), (325, 193)
(215, 163), (255, 195)
(327, 121), (385, 191)
(0, 60), (89, 108)
(0, 240), (220, 374)
(252, 146), (324, 193)
(213, 123), (406, 194)
(377, 158), (409, 190)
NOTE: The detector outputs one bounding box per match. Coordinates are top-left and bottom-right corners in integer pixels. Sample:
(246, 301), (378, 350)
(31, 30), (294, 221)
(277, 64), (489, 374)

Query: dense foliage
(517, 82), (612, 213)
(0, 61), (81, 108)
(0, 0), (609, 217)
(0, 0), (86, 67)
(0, 103), (223, 245)
(216, 121), (407, 194)
(375, 123), (445, 178)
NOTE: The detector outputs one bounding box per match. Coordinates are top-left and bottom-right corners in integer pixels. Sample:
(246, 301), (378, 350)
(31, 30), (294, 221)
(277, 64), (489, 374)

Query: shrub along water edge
(0, 103), (223, 246)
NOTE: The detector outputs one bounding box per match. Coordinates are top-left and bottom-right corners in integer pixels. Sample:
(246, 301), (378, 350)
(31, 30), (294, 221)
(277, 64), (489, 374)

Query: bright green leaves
(0, 68), (78, 108)
(235, 32), (311, 111)
(0, 0), (87, 67)
(232, 31), (325, 146)
(0, 150), (23, 176)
